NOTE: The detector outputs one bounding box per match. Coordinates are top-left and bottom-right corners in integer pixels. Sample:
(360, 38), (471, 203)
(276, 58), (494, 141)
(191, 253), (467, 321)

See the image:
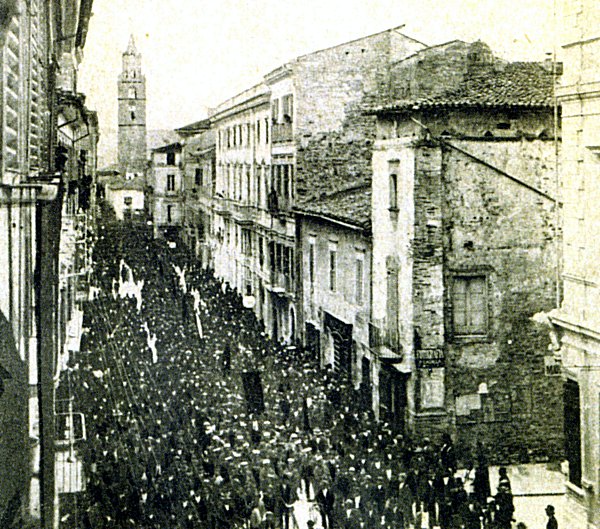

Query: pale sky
(78, 0), (560, 167)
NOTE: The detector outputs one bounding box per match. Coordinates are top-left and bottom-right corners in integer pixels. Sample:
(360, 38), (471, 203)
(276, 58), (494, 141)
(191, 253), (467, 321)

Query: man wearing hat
(545, 505), (558, 529)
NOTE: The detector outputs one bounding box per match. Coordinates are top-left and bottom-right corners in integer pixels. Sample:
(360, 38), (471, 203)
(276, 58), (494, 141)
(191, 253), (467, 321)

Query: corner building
(371, 41), (563, 459)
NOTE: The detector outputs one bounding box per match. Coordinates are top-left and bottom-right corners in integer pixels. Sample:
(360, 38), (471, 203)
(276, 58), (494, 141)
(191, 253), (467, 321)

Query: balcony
(269, 270), (294, 295)
(232, 202), (258, 225)
(212, 197), (233, 217)
(369, 319), (403, 360)
(267, 191), (292, 216)
(272, 122), (293, 144)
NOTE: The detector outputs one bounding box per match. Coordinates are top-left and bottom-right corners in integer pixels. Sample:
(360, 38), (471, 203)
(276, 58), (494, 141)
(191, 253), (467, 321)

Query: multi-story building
(148, 142), (183, 238)
(0, 2), (97, 528)
(296, 184), (373, 405)
(371, 41), (562, 457)
(549, 1), (600, 527)
(204, 26), (425, 343)
(176, 119), (215, 266)
(210, 83), (275, 329)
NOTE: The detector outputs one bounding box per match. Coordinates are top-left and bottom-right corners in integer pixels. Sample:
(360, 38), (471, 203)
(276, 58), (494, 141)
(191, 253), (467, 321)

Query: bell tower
(118, 35), (147, 178)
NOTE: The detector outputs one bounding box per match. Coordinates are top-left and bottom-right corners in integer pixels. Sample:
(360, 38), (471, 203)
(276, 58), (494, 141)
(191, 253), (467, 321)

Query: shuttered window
(452, 276), (488, 335)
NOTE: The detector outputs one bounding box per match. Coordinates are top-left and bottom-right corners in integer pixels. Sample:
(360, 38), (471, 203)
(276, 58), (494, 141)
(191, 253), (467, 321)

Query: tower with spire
(118, 35), (147, 178)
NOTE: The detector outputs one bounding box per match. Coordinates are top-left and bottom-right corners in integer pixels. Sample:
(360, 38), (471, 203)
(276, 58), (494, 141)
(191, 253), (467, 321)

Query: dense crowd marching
(71, 214), (518, 529)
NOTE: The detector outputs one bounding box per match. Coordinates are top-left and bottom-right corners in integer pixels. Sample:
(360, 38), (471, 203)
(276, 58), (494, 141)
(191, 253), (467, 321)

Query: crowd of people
(70, 214), (519, 529)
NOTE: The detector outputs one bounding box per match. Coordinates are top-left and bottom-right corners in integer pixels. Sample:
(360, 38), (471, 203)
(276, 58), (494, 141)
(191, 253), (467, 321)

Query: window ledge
(388, 207), (399, 213)
(451, 333), (492, 344)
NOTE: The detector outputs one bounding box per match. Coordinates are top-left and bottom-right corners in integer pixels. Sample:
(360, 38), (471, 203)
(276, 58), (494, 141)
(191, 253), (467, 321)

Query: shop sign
(416, 348), (445, 368)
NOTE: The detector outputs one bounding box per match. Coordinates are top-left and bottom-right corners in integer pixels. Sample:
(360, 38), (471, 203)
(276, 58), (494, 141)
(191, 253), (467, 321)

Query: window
(271, 99), (279, 124)
(355, 256), (364, 304)
(167, 174), (175, 192)
(388, 160), (399, 211)
(389, 173), (398, 211)
(167, 205), (174, 223)
(166, 152), (176, 166)
(195, 167), (203, 186)
(282, 94), (293, 123)
(259, 236), (264, 267)
(308, 240), (316, 283)
(128, 87), (136, 99)
(242, 229), (252, 256)
(386, 263), (399, 340)
(124, 196), (133, 206)
(329, 248), (337, 292)
(452, 276), (488, 336)
(264, 118), (269, 144)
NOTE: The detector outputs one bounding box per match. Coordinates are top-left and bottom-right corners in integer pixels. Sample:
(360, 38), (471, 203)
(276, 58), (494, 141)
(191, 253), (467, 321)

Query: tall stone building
(118, 35), (147, 178)
(202, 26), (424, 344)
(371, 41), (562, 459)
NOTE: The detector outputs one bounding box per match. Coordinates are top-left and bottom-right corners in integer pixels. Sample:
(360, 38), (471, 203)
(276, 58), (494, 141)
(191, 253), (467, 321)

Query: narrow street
(70, 212), (351, 528)
(58, 211), (565, 529)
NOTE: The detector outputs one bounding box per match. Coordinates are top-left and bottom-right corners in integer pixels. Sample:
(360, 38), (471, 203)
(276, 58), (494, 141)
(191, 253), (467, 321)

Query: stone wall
(293, 30), (424, 202)
(437, 135), (560, 463)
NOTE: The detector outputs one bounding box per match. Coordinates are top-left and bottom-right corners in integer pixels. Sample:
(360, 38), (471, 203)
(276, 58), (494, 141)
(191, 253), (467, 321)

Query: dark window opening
(389, 173), (398, 211)
(564, 379), (582, 487)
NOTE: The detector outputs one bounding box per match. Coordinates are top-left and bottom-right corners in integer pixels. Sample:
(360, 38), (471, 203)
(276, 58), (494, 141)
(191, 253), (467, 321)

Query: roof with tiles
(379, 61), (556, 112)
(295, 184), (371, 231)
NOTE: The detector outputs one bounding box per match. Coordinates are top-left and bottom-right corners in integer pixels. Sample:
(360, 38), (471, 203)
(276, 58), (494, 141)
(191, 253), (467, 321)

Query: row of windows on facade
(218, 118), (270, 150)
(220, 211), (487, 336)
(222, 222), (296, 282)
(217, 93), (293, 151)
(217, 163), (294, 206)
(310, 242), (487, 336)
(307, 241), (366, 304)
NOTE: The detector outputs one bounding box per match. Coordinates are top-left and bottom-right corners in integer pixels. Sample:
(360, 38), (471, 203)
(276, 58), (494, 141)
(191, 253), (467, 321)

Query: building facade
(148, 142), (183, 238)
(296, 185), (375, 412)
(0, 2), (97, 528)
(550, 1), (600, 527)
(176, 119), (215, 267)
(201, 26), (425, 344)
(210, 84), (276, 332)
(372, 41), (562, 458)
(117, 35), (147, 179)
(104, 178), (145, 221)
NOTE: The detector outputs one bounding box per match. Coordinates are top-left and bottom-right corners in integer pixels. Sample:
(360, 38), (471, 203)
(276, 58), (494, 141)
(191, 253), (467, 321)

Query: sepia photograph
(0, 1), (598, 528)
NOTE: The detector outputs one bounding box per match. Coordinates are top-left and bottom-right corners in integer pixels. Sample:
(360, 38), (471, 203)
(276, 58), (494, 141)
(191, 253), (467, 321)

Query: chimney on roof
(543, 57), (563, 76)
(467, 41), (495, 72)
